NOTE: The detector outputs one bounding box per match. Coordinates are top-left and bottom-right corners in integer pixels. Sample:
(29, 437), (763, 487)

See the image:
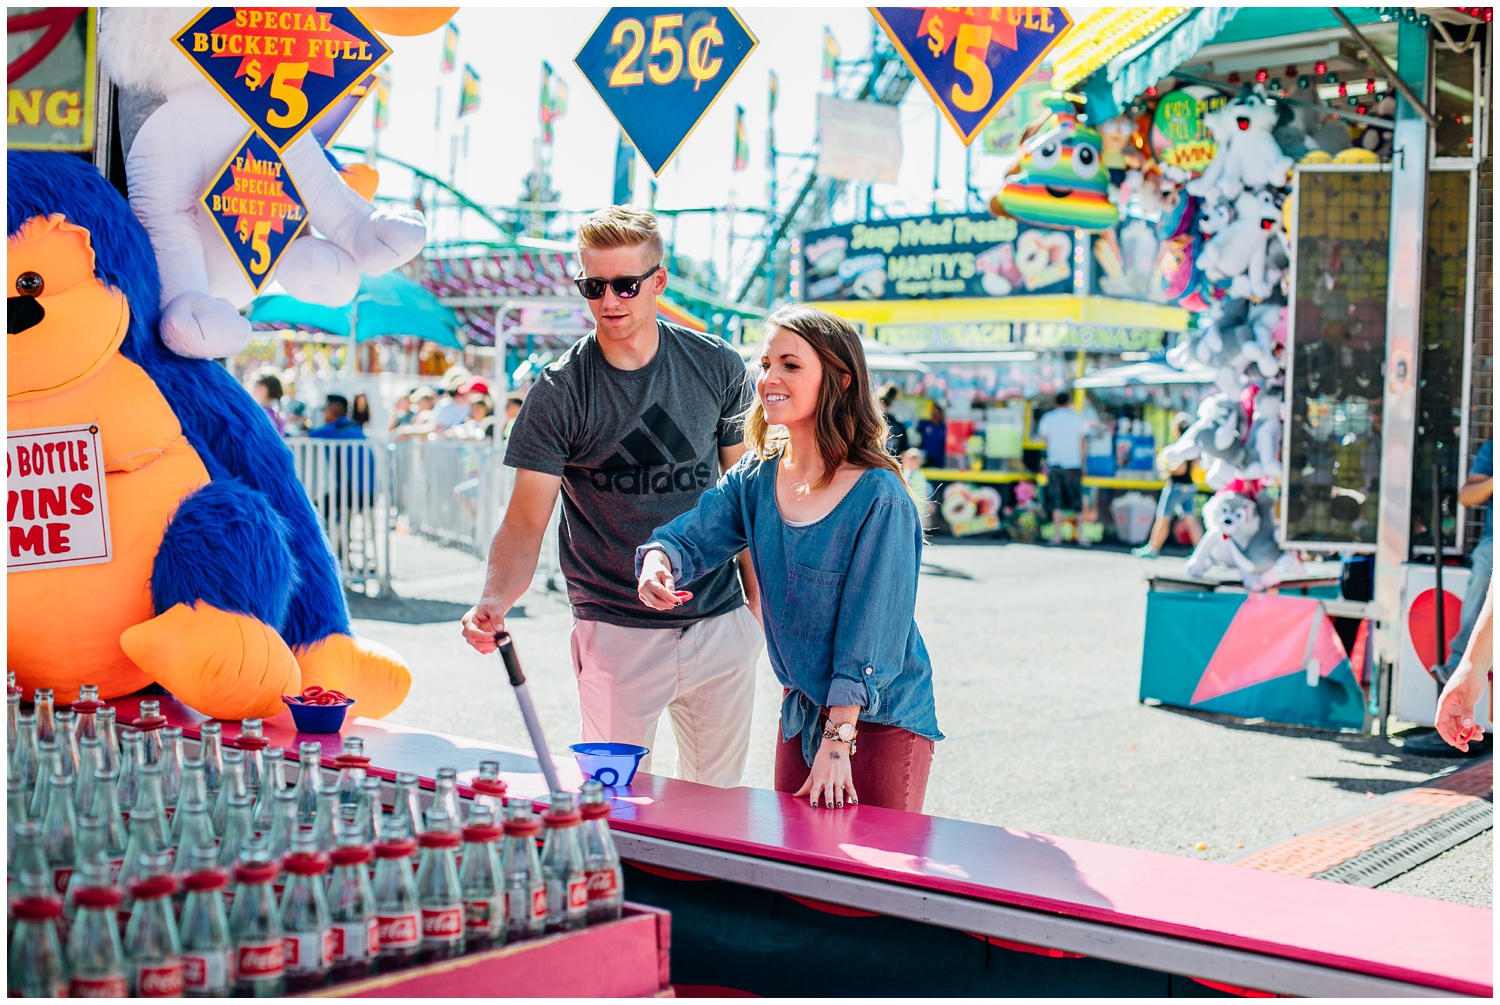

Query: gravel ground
(351, 539), (1491, 909)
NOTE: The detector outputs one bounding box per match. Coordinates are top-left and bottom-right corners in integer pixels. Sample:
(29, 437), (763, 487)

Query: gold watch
(822, 721), (858, 752)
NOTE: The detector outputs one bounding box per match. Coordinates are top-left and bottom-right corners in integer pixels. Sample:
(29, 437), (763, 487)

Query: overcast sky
(335, 5), (1101, 288)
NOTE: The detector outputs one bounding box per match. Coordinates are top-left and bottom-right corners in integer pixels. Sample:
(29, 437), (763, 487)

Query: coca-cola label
(182, 951), (230, 992)
(108, 858), (124, 884)
(421, 906), (463, 942)
(330, 919), (376, 963)
(52, 867), (72, 895)
(463, 898), (502, 934)
(136, 963), (185, 998)
(586, 869), (620, 900)
(376, 912), (419, 950)
(530, 886), (547, 920)
(282, 929), (333, 973)
(69, 976), (128, 997)
(234, 940), (285, 980)
(567, 878), (588, 912)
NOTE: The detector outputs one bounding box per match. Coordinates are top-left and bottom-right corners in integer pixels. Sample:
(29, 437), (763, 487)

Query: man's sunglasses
(574, 264), (662, 300)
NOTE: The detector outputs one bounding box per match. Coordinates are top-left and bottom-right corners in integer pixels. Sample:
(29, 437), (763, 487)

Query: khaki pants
(570, 606), (762, 788)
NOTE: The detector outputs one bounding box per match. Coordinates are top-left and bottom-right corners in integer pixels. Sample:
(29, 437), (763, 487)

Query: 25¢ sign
(575, 8), (757, 174)
(872, 7), (1071, 146)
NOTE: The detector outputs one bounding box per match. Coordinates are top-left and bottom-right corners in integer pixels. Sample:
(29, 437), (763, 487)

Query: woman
(1133, 412), (1204, 558)
(351, 392), (372, 429)
(636, 305), (942, 812)
(250, 370), (286, 436)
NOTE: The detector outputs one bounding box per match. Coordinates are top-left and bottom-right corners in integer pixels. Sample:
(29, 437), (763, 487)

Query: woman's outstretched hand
(794, 737), (858, 809)
(637, 549), (690, 610)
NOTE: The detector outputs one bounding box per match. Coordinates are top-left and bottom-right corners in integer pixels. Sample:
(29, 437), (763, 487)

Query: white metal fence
(284, 437), (560, 596)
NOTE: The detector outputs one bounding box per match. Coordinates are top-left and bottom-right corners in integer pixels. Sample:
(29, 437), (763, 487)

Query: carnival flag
(822, 27), (839, 81)
(733, 106), (749, 172)
(374, 69), (391, 131)
(540, 62), (568, 144)
(441, 22), (459, 73)
(613, 130), (636, 205)
(458, 64), (480, 117)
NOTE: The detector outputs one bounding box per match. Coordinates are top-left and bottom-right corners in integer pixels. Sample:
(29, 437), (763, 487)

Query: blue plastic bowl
(282, 697), (355, 733)
(569, 742), (648, 787)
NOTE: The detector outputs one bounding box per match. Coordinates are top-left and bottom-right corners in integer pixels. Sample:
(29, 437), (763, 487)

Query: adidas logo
(589, 404), (712, 495)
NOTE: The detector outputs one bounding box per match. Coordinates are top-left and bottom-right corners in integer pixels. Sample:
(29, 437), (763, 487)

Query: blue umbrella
(247, 271), (463, 350)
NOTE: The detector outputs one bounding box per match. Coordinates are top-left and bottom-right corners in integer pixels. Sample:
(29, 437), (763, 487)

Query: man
(460, 206), (763, 787)
(501, 393), (524, 440)
(307, 394), (376, 538)
(307, 393), (364, 441)
(1037, 390), (1089, 546)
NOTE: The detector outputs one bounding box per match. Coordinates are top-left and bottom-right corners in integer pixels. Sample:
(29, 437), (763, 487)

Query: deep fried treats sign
(7, 424), (111, 571)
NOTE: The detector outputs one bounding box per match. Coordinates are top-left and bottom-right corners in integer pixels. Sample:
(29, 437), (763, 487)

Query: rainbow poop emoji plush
(991, 98), (1119, 232)
(7, 152), (411, 721)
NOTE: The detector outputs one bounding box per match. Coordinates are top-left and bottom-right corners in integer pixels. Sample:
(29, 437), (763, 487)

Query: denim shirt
(636, 455), (943, 767)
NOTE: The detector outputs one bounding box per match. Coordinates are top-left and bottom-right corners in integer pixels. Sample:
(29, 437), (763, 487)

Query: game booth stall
(5, 5), (1491, 999)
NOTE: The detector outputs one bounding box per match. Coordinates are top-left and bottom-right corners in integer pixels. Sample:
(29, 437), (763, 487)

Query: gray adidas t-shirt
(505, 321), (754, 629)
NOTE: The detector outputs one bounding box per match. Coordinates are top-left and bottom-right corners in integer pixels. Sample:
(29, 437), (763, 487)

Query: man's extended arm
(459, 469), (563, 653)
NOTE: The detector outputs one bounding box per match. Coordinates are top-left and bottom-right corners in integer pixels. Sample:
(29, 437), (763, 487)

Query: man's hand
(460, 599), (506, 654)
(1435, 665), (1487, 751)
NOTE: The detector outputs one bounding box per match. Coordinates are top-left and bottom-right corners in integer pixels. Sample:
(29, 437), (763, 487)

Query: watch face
(836, 723), (856, 742)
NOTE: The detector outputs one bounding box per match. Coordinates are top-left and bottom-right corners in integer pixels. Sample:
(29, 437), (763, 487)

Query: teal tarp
(247, 272), (463, 349)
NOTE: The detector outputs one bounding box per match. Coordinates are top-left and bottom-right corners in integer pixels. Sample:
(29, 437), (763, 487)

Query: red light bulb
(1255, 68), (1268, 83)
(1366, 78), (1377, 94)
(1315, 60), (1328, 75)
(1338, 82), (1347, 97)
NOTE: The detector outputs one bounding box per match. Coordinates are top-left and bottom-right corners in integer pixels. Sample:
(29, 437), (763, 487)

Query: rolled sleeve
(634, 460), (751, 586)
(829, 498), (921, 718)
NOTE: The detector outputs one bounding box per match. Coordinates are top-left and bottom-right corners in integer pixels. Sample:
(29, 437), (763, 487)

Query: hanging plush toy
(1187, 85), (1294, 201)
(990, 97), (1119, 231)
(1186, 490), (1303, 591)
(1167, 297), (1280, 386)
(1197, 189), (1284, 300)
(7, 151), (411, 720)
(1159, 392), (1264, 489)
(98, 7), (428, 360)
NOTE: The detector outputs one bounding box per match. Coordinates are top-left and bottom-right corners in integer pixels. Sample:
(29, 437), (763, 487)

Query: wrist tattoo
(829, 751), (842, 761)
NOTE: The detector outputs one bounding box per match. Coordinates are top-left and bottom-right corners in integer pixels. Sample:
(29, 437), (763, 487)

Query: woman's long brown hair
(744, 304), (920, 506)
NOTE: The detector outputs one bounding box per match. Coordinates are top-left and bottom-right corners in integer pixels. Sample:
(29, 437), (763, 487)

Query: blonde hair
(576, 205), (664, 264)
(745, 304), (923, 509)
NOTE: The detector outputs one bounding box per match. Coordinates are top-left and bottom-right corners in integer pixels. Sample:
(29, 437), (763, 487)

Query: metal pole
(1433, 463), (1447, 666)
(496, 633), (564, 796)
(1329, 8), (1439, 129)
(932, 112), (942, 213)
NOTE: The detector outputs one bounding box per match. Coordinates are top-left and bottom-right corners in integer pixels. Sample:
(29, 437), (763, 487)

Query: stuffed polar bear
(98, 8), (428, 360)
(1186, 490), (1304, 591)
(1187, 85), (1295, 201)
(1167, 297), (1281, 390)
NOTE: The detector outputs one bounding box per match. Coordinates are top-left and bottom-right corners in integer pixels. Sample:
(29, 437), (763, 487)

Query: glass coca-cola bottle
(227, 840), (285, 997)
(291, 741), (324, 828)
(326, 821), (378, 981)
(390, 772), (423, 837)
(500, 804), (547, 942)
(430, 767), (461, 829)
(371, 823), (421, 968)
(578, 779), (624, 923)
(353, 777), (384, 847)
(118, 805), (167, 921)
(135, 699), (166, 766)
(159, 726), (185, 816)
(133, 762), (171, 846)
(28, 740), (62, 820)
(54, 708), (81, 781)
(215, 794), (256, 873)
(279, 831), (333, 992)
(6, 690), (19, 762)
(7, 777), (28, 881)
(211, 750), (248, 836)
(65, 859), (128, 997)
(414, 811), (464, 961)
(64, 814), (108, 929)
(172, 801), (218, 886)
(96, 706), (122, 776)
(172, 760), (211, 846)
(116, 730), (145, 820)
(235, 719), (268, 798)
(310, 784), (340, 849)
(91, 769), (130, 883)
(8, 890), (68, 997)
(11, 712), (41, 802)
(33, 687), (56, 744)
(539, 792), (588, 933)
(124, 852), (186, 998)
(71, 684), (102, 742)
(40, 772), (78, 897)
(251, 747), (287, 836)
(457, 805), (506, 951)
(333, 737), (368, 810)
(177, 846), (232, 999)
(470, 760), (508, 821)
(10, 819), (52, 899)
(197, 723), (224, 802)
(75, 735), (105, 815)
(264, 787), (299, 862)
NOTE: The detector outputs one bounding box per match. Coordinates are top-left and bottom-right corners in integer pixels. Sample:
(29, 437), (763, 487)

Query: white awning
(1074, 361), (1217, 389)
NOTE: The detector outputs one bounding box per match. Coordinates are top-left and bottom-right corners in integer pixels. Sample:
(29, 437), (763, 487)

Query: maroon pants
(774, 717), (934, 813)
